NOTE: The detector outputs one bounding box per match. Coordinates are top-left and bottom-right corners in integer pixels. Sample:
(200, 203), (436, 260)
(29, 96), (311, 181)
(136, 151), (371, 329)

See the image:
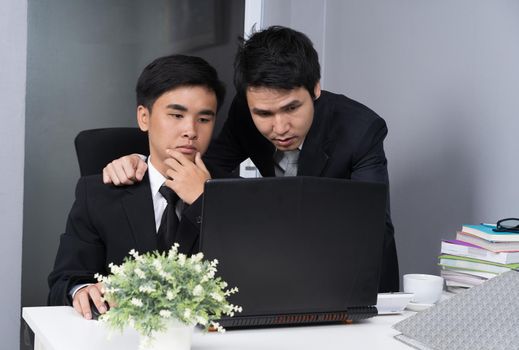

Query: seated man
(102, 26), (399, 292)
(48, 54), (225, 319)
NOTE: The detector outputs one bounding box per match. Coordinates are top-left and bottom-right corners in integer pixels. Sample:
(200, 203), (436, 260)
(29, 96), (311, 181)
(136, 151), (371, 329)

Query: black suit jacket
(48, 174), (202, 306)
(204, 91), (399, 292)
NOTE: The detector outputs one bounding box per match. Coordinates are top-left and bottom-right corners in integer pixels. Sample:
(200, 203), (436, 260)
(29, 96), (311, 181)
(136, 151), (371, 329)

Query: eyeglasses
(493, 218), (519, 233)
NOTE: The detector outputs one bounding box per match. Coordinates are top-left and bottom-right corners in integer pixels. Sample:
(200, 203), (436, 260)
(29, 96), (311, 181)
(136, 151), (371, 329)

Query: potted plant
(95, 243), (241, 350)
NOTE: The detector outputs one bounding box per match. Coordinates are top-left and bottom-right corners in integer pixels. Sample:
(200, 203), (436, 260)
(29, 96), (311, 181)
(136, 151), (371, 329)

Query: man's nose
(182, 119), (198, 139)
(272, 115), (290, 135)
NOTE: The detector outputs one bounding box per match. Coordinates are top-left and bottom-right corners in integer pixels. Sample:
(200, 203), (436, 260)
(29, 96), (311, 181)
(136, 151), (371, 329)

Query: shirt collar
(147, 156), (167, 197)
(273, 139), (304, 157)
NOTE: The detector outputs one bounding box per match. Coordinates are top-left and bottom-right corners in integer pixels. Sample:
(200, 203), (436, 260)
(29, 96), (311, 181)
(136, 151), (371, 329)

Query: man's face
(137, 86), (217, 174)
(246, 84), (320, 151)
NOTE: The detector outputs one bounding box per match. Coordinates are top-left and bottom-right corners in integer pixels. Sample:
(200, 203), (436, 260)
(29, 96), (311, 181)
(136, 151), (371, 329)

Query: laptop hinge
(218, 306), (378, 329)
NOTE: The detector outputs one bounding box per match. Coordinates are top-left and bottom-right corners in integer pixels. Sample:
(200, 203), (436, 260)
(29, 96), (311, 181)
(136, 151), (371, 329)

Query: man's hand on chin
(164, 150), (211, 205)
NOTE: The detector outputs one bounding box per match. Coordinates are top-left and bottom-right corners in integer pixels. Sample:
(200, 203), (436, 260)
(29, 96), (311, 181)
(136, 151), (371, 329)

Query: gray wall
(0, 1), (27, 349)
(22, 0), (243, 315)
(262, 0), (519, 279)
(262, 0), (326, 68)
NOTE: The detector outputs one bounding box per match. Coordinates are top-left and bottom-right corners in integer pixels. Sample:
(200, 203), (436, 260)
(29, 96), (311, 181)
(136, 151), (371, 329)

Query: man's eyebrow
(166, 104), (188, 111)
(251, 107), (274, 115)
(198, 109), (216, 117)
(281, 100), (302, 110)
(251, 99), (303, 115)
(166, 104), (215, 116)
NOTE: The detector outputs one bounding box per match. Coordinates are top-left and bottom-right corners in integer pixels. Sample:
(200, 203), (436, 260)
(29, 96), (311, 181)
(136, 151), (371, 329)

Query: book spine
(456, 232), (519, 253)
(441, 242), (507, 264)
(439, 259), (509, 274)
(462, 226), (519, 243)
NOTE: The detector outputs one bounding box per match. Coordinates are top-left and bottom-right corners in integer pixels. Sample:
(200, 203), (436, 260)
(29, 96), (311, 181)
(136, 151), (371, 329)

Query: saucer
(405, 301), (435, 312)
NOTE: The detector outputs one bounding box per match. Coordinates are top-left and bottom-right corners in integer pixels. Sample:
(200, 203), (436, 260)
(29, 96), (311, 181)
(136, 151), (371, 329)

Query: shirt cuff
(70, 283), (93, 298)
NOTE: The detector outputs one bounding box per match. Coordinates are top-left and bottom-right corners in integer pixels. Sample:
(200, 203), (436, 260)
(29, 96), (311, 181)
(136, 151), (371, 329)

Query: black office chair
(74, 127), (149, 176)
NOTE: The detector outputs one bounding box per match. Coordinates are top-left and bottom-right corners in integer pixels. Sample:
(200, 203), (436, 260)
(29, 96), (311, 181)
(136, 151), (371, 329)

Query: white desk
(23, 307), (413, 350)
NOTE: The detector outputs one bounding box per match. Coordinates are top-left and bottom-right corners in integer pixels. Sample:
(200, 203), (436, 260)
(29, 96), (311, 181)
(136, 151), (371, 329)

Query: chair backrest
(74, 127), (149, 176)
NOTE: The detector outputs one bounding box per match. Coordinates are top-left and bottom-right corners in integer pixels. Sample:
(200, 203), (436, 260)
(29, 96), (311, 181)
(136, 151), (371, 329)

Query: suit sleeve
(351, 118), (399, 292)
(47, 177), (106, 306)
(350, 117), (389, 184)
(174, 195), (204, 256)
(204, 94), (249, 174)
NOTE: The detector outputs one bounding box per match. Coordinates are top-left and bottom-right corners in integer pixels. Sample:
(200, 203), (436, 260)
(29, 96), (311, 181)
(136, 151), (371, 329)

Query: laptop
(199, 176), (387, 328)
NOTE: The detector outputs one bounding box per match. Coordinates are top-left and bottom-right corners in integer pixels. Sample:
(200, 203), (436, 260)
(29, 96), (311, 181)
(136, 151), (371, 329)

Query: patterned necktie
(157, 185), (180, 253)
(283, 150), (300, 176)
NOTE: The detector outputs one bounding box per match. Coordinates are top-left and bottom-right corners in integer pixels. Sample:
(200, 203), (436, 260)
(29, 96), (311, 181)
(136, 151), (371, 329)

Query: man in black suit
(103, 26), (399, 292)
(48, 54), (226, 319)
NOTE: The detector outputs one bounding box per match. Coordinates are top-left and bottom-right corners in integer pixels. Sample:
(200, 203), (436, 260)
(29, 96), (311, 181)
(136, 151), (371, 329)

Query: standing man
(103, 26), (399, 292)
(48, 54), (226, 318)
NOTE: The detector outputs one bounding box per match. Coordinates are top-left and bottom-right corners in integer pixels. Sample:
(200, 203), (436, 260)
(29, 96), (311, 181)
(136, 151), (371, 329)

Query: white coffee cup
(403, 274), (444, 304)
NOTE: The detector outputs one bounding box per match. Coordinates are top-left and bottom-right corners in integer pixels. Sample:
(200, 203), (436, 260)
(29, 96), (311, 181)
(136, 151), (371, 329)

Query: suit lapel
(298, 95), (331, 176)
(298, 142), (330, 176)
(254, 143), (276, 177)
(121, 175), (158, 253)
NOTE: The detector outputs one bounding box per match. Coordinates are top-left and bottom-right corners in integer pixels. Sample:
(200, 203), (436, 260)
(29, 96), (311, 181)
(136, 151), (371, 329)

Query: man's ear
(313, 82), (322, 100)
(137, 105), (150, 132)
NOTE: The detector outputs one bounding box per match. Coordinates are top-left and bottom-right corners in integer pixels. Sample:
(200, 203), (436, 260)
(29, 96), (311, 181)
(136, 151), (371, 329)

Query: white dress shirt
(148, 156), (184, 232)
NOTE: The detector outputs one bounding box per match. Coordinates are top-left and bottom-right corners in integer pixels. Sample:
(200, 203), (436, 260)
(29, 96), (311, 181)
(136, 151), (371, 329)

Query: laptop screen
(200, 177), (386, 323)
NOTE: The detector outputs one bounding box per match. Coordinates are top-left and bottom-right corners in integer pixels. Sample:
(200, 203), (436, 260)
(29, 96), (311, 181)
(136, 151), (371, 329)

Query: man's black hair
(136, 54), (225, 112)
(234, 26), (321, 98)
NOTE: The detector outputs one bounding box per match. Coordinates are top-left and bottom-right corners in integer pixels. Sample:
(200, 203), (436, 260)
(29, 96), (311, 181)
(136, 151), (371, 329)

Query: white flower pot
(140, 320), (193, 350)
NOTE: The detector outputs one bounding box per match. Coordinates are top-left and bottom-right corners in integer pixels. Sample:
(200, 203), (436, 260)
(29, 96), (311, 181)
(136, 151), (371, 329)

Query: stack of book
(439, 224), (519, 293)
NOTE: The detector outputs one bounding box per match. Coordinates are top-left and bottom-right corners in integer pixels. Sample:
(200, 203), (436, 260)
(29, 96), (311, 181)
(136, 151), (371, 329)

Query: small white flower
(196, 316), (208, 326)
(134, 268), (146, 279)
(210, 292), (223, 302)
(168, 243), (179, 259)
(183, 308), (192, 319)
(192, 285), (203, 296)
(152, 259), (162, 270)
(138, 285), (155, 293)
(131, 298), (143, 307)
(191, 252), (204, 262)
(109, 263), (124, 276)
(106, 287), (120, 294)
(159, 270), (172, 279)
(178, 254), (186, 266)
(211, 321), (225, 333)
(159, 310), (172, 318)
(194, 264), (202, 273)
(166, 290), (176, 300)
(224, 287), (239, 296)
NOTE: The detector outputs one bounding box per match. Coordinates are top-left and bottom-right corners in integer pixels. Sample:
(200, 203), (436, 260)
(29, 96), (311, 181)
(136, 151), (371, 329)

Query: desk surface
(23, 306), (412, 350)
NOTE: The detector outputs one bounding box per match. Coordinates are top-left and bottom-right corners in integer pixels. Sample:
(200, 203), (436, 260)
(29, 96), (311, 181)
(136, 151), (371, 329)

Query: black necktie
(157, 185), (180, 253)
